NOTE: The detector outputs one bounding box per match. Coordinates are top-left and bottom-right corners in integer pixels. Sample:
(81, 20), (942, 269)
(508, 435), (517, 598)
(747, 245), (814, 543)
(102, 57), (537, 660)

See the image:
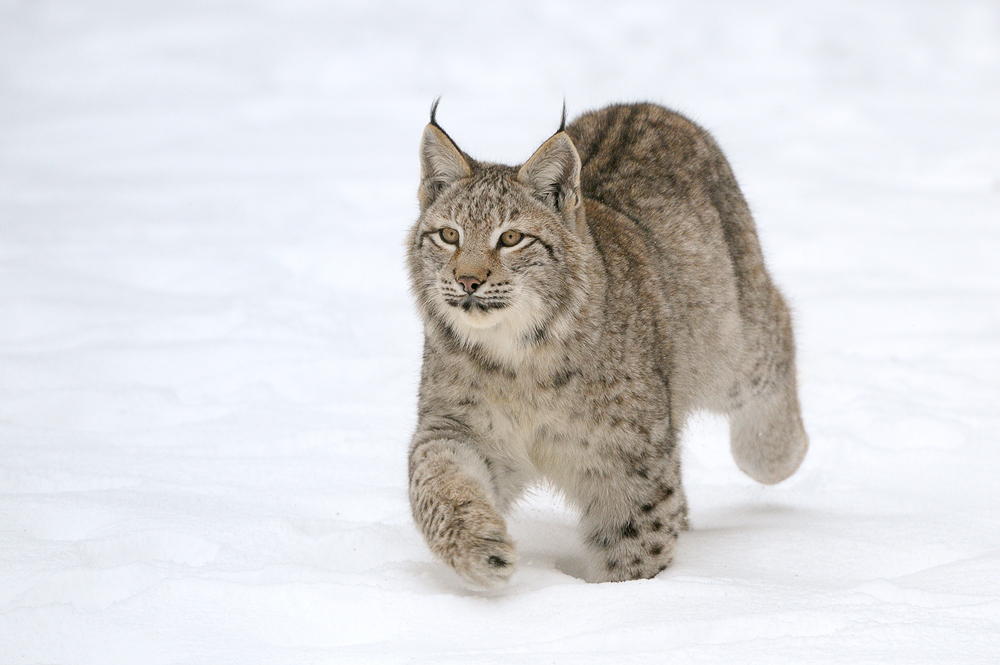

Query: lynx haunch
(406, 101), (808, 589)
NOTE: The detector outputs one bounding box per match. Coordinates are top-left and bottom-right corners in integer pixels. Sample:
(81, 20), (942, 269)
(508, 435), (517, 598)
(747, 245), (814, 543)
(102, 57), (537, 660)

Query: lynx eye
(439, 227), (460, 245)
(498, 230), (524, 248)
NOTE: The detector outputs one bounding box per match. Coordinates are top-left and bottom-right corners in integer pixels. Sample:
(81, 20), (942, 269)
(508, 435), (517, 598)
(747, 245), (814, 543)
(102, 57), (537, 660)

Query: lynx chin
(406, 101), (808, 589)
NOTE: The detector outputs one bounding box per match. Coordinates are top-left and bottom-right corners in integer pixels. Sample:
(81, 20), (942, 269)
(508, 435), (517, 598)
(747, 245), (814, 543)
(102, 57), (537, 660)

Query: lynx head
(407, 103), (593, 366)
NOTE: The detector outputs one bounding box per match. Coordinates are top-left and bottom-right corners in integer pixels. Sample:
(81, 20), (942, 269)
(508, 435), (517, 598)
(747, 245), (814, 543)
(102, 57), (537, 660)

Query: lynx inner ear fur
(419, 124), (472, 211)
(517, 131), (582, 222)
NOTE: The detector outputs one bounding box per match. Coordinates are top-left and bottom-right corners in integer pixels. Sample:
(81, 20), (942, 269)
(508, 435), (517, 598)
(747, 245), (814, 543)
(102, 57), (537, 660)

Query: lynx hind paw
(450, 527), (518, 591)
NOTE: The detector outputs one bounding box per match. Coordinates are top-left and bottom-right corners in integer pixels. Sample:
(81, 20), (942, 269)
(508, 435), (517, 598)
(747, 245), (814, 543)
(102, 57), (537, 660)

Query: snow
(2, 0), (999, 662)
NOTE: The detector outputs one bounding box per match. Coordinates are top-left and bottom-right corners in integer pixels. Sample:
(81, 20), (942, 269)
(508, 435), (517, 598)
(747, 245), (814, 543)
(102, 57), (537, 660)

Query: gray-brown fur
(406, 102), (808, 589)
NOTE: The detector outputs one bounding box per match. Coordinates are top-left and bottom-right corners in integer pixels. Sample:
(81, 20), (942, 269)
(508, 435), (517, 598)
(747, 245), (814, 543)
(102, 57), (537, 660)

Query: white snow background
(2, 1), (999, 663)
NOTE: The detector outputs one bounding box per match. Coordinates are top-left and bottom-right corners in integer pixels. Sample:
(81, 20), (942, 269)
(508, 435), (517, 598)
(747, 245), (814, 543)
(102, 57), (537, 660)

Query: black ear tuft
(559, 99), (567, 133)
(430, 97), (442, 127)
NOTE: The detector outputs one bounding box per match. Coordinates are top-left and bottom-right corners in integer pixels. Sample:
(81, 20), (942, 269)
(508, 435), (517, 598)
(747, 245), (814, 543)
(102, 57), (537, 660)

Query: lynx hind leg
(574, 462), (688, 583)
(729, 368), (808, 485)
(408, 439), (517, 590)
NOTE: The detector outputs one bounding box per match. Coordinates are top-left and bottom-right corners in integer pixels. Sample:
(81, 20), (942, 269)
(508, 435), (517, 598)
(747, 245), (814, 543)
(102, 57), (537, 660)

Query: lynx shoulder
(405, 101), (808, 589)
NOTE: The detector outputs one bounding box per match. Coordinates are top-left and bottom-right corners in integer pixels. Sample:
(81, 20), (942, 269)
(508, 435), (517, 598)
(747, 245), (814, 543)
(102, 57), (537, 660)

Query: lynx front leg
(408, 438), (517, 589)
(571, 459), (688, 582)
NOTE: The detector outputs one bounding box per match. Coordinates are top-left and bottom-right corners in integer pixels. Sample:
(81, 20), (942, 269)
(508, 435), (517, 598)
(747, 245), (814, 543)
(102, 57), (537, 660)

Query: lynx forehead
(406, 101), (808, 590)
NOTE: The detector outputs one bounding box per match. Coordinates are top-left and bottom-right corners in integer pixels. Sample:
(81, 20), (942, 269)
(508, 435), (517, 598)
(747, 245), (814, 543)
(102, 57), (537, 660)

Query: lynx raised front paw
(448, 523), (518, 590)
(408, 440), (519, 590)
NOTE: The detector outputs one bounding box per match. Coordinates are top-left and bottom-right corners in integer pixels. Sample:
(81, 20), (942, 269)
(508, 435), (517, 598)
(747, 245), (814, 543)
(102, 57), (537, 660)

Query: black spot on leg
(620, 521), (640, 539)
(649, 544), (663, 556)
(587, 532), (614, 549)
(607, 559), (620, 571)
(651, 520), (663, 532)
(487, 555), (509, 568)
(630, 556), (642, 566)
(640, 485), (676, 513)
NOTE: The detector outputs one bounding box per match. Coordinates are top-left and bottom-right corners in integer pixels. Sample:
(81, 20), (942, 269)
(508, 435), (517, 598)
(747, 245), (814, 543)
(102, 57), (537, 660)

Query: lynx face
(412, 174), (566, 336)
(407, 119), (589, 362)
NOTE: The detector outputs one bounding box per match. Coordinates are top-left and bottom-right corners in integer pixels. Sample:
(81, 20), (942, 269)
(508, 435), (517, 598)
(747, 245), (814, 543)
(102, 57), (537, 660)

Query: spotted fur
(406, 102), (808, 589)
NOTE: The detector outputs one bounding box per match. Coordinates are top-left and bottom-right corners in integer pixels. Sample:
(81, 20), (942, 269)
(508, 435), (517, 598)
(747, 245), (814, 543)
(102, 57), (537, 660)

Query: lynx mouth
(447, 295), (509, 312)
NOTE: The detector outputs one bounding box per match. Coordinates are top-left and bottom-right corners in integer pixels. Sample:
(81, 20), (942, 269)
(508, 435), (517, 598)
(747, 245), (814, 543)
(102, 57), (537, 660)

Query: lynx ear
(517, 131), (582, 218)
(419, 122), (472, 211)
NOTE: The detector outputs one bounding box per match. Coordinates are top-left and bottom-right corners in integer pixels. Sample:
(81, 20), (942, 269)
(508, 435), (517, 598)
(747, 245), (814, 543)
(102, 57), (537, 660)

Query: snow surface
(2, 1), (999, 663)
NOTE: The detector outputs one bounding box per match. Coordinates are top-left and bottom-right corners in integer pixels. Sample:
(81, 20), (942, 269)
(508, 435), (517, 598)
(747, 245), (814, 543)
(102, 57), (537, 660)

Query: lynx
(406, 101), (808, 589)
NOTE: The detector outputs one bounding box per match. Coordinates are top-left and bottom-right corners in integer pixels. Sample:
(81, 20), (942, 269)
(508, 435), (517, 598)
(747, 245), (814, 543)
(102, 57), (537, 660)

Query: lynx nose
(456, 275), (483, 293)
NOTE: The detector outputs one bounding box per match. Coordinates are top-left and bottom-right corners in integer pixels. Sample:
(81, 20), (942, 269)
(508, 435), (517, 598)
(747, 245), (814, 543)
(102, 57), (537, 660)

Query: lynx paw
(448, 521), (518, 590)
